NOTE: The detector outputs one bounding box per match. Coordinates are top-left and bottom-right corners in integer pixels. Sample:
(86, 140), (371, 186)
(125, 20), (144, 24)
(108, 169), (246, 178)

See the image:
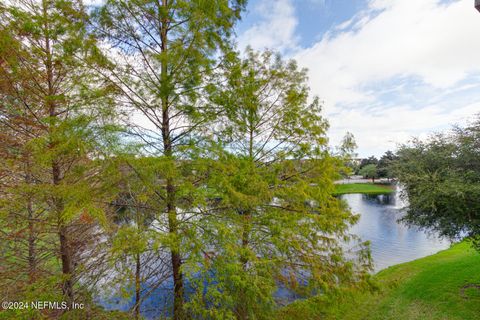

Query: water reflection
(101, 187), (451, 318)
(342, 188), (450, 272)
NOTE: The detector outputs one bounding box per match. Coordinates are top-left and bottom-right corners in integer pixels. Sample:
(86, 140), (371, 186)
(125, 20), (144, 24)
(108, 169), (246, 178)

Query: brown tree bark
(134, 252), (141, 319)
(43, 0), (74, 300)
(236, 213), (251, 320)
(160, 1), (184, 317)
(26, 165), (37, 284)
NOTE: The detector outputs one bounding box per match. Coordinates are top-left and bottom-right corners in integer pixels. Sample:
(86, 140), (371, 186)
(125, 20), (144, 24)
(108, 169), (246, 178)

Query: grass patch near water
(334, 183), (394, 195)
(279, 242), (480, 320)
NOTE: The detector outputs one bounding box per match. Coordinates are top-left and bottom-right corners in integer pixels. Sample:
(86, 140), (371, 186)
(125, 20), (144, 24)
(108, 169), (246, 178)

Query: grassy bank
(334, 183), (394, 195)
(279, 242), (480, 319)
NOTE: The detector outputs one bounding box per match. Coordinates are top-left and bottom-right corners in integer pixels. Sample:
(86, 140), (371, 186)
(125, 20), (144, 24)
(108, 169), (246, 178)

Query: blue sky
(235, 0), (480, 157)
(237, 0), (368, 49)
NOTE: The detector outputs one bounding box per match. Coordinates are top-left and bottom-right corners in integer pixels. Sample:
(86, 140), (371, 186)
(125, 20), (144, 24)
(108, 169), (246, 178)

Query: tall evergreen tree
(92, 1), (246, 318)
(0, 0), (119, 313)
(0, 21), (51, 297)
(189, 49), (372, 319)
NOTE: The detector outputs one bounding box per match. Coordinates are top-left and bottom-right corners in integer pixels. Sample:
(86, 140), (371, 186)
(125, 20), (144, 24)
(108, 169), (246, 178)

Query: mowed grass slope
(334, 183), (394, 195)
(279, 242), (480, 320)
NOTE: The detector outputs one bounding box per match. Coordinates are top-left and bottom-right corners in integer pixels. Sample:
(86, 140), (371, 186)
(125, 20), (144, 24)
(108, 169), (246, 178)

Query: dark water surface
(342, 189), (450, 272)
(102, 187), (450, 317)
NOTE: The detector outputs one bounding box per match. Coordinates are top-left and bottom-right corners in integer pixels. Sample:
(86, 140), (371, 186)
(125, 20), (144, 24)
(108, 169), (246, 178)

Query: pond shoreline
(279, 242), (480, 319)
(342, 190), (449, 271)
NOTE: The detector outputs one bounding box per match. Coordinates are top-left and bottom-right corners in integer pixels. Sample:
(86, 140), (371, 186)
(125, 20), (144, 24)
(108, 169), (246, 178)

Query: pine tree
(0, 0), (119, 314)
(189, 49), (372, 319)
(92, 1), (246, 318)
(0, 22), (52, 296)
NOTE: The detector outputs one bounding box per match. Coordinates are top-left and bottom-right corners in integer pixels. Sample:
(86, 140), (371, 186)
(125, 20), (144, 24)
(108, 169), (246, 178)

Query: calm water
(102, 187), (451, 317)
(342, 188), (450, 272)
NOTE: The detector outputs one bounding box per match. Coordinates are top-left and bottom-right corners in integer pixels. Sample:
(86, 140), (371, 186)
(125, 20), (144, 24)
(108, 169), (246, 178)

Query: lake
(342, 187), (450, 272)
(102, 186), (451, 317)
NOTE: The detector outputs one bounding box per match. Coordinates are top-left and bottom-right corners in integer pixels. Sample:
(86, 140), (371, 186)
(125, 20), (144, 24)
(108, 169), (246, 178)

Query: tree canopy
(185, 49), (372, 319)
(359, 164), (378, 182)
(394, 116), (480, 250)
(0, 0), (120, 317)
(0, 1), (374, 319)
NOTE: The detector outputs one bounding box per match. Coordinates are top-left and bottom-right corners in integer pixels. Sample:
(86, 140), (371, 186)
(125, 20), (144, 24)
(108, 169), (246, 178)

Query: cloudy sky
(235, 0), (480, 157)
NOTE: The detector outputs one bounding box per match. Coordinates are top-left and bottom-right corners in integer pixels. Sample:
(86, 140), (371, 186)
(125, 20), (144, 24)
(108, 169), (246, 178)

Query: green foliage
(91, 0), (247, 145)
(92, 0), (248, 317)
(393, 116), (480, 251)
(184, 49), (372, 319)
(359, 164), (378, 182)
(279, 242), (480, 320)
(377, 151), (397, 179)
(0, 0), (121, 306)
(1, 1), (376, 319)
(358, 156), (378, 171)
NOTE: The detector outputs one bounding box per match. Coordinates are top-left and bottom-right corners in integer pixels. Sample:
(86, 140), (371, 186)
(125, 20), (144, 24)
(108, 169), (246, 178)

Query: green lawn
(334, 183), (394, 195)
(279, 242), (480, 320)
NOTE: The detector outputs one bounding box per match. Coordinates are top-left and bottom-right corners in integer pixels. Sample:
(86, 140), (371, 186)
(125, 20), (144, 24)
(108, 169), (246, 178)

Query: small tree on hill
(358, 156), (378, 171)
(360, 164), (378, 183)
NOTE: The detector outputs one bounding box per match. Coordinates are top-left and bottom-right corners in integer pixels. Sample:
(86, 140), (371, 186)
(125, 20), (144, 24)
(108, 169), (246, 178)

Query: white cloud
(297, 0), (480, 105)
(237, 0), (299, 53)
(329, 100), (480, 156)
(289, 0), (480, 156)
(84, 0), (104, 5)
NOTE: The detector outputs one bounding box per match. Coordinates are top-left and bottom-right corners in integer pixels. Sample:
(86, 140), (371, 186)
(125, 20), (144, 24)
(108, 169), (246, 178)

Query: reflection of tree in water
(362, 193), (395, 206)
(342, 192), (449, 271)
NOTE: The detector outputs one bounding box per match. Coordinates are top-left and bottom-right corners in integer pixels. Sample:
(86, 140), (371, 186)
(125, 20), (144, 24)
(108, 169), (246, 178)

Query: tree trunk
(134, 252), (141, 319)
(55, 159), (73, 303)
(26, 161), (37, 283)
(167, 179), (184, 320)
(235, 126), (255, 319)
(59, 224), (73, 303)
(42, 0), (73, 302)
(51, 104), (73, 303)
(27, 202), (37, 284)
(27, 200), (37, 283)
(160, 1), (184, 318)
(235, 211), (251, 320)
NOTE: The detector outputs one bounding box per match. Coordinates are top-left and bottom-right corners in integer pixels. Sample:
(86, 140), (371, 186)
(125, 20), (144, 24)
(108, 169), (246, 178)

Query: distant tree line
(346, 151), (398, 182)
